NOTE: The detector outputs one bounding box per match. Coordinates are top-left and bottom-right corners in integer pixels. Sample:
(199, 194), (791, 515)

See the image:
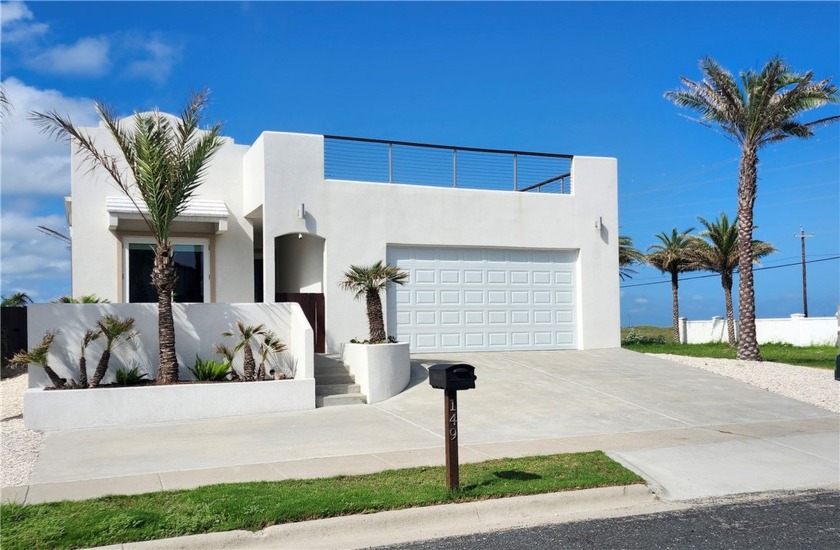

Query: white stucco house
(66, 117), (620, 355)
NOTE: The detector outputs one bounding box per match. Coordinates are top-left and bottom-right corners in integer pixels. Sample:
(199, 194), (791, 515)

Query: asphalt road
(382, 490), (840, 550)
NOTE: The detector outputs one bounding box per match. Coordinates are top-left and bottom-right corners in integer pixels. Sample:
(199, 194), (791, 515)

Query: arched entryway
(275, 233), (326, 352)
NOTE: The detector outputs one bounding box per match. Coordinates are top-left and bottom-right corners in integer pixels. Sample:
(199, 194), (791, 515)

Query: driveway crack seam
(372, 405), (442, 439)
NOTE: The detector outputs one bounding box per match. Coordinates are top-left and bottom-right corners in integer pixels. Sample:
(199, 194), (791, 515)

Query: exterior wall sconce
(297, 203), (305, 219)
(595, 216), (602, 230)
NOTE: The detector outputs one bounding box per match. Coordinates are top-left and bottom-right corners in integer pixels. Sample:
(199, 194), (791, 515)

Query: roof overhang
(106, 196), (229, 234)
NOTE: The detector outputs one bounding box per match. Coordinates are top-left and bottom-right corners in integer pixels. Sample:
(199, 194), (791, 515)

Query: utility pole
(794, 226), (814, 317)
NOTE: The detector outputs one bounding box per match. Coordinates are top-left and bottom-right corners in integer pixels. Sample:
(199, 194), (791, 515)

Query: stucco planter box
(24, 378), (316, 431)
(342, 342), (410, 404)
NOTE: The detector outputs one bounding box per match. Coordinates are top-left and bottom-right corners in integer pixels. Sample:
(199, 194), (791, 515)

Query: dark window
(127, 243), (205, 303)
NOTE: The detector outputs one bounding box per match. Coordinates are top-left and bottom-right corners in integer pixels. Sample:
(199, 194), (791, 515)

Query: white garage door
(387, 246), (577, 352)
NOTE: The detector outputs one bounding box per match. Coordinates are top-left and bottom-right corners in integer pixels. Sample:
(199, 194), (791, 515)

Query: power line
(619, 255), (839, 289)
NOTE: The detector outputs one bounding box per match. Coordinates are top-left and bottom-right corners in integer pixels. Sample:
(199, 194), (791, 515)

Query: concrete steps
(314, 354), (367, 407)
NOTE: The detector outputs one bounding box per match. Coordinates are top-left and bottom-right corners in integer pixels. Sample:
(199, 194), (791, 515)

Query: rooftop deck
(324, 135), (573, 194)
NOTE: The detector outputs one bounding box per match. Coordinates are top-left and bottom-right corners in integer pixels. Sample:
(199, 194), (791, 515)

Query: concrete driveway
(13, 348), (838, 504)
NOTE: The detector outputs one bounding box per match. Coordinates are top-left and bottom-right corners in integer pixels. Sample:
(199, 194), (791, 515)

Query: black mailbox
(429, 363), (476, 391)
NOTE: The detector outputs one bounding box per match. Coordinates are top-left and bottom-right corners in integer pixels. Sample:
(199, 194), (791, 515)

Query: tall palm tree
(222, 322), (266, 381)
(32, 91), (223, 383)
(339, 260), (408, 343)
(619, 235), (645, 281)
(687, 213), (776, 346)
(665, 56), (838, 360)
(10, 330), (65, 388)
(646, 228), (696, 343)
(90, 315), (136, 388)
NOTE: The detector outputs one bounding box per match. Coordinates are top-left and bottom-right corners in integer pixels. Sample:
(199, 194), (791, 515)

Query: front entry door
(275, 293), (325, 353)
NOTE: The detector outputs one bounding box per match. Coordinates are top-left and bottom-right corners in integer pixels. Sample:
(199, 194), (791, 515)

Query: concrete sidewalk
(2, 349), (837, 547)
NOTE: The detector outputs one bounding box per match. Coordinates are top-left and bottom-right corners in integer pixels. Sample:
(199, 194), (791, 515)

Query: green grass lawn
(621, 326), (836, 369)
(0, 451), (642, 550)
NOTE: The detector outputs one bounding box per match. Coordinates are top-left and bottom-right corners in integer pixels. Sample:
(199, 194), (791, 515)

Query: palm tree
(222, 322), (266, 381)
(646, 228), (696, 343)
(1, 292), (32, 307)
(10, 330), (65, 388)
(619, 235), (645, 281)
(31, 91), (223, 384)
(258, 331), (287, 380)
(339, 260), (409, 343)
(90, 315), (136, 388)
(665, 57), (838, 360)
(54, 294), (109, 303)
(687, 213), (776, 347)
(78, 328), (102, 388)
(0, 84), (11, 126)
(213, 343), (240, 381)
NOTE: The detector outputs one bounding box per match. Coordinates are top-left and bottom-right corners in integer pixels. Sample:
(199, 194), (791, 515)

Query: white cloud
(122, 33), (181, 84)
(2, 2), (180, 83)
(0, 77), (99, 195)
(0, 1), (48, 43)
(30, 36), (111, 77)
(0, 209), (71, 300)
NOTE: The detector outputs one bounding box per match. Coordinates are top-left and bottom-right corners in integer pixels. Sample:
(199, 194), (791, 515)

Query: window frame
(122, 236), (211, 303)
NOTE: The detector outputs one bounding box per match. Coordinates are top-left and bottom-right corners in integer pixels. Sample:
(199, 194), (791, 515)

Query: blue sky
(1, 1), (838, 326)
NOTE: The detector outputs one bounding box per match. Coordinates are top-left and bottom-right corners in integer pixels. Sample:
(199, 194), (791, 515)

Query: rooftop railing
(324, 135), (573, 194)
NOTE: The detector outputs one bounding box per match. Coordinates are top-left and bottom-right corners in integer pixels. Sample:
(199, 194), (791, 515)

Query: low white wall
(342, 342), (410, 404)
(24, 302), (316, 429)
(26, 302), (314, 388)
(24, 379), (315, 430)
(680, 315), (837, 346)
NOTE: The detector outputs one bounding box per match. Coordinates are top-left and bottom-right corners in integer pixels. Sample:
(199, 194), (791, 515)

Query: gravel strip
(650, 354), (839, 413)
(2, 372), (41, 487)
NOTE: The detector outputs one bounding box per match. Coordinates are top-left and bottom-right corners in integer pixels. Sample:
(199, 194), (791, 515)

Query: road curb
(97, 484), (674, 550)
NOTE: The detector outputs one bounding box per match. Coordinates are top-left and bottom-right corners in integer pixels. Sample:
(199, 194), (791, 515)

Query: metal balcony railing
(324, 135), (573, 194)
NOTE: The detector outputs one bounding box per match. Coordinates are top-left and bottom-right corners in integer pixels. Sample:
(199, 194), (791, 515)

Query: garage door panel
(555, 271), (573, 285)
(440, 290), (460, 304)
(415, 269), (436, 284)
(416, 290), (437, 305)
(464, 270), (484, 283)
(511, 291), (530, 304)
(488, 290), (507, 304)
(440, 270), (460, 283)
(487, 270), (506, 284)
(388, 246), (577, 352)
(440, 310), (460, 324)
(533, 271), (551, 284)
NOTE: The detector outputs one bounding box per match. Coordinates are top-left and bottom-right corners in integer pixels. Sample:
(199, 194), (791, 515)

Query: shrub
(115, 365), (149, 386)
(190, 356), (231, 381)
(621, 329), (666, 346)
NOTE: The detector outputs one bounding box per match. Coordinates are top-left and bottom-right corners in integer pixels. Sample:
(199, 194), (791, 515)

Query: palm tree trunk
(257, 359), (266, 381)
(736, 147), (761, 361)
(42, 363), (66, 388)
(243, 344), (256, 381)
(721, 273), (736, 347)
(670, 270), (680, 343)
(90, 349), (111, 388)
(154, 243), (180, 384)
(79, 354), (88, 388)
(366, 289), (386, 342)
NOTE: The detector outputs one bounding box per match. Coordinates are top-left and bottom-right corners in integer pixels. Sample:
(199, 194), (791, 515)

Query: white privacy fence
(679, 314), (838, 346)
